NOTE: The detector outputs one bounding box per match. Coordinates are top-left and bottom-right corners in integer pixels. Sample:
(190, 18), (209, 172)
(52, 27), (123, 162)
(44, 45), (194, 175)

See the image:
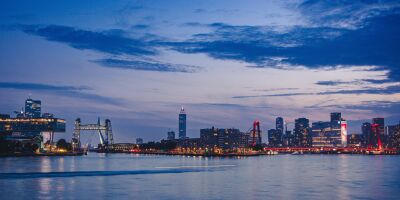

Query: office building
(179, 107), (186, 139)
(312, 121), (341, 147)
(293, 118), (311, 147)
(200, 127), (248, 150)
(362, 122), (372, 147)
(330, 112), (341, 128)
(311, 113), (347, 147)
(268, 129), (283, 147)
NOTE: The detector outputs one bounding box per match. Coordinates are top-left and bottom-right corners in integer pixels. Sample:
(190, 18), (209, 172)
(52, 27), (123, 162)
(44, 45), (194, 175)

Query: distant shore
(0, 152), (85, 157)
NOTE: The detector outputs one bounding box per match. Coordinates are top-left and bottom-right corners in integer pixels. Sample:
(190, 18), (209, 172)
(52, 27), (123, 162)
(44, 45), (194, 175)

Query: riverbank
(0, 152), (85, 157)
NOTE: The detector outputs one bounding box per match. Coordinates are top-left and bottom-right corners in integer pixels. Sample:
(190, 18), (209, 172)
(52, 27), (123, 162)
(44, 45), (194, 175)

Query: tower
(179, 107), (186, 139)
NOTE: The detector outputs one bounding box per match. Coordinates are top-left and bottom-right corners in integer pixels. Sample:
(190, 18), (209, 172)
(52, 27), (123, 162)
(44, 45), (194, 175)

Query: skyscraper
(362, 122), (372, 147)
(276, 117), (284, 138)
(179, 107), (186, 139)
(293, 118), (311, 147)
(330, 112), (341, 128)
(25, 98), (41, 118)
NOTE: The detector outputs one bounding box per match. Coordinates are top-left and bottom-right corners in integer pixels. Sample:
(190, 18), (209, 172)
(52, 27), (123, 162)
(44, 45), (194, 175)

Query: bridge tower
(71, 118), (114, 152)
(251, 120), (262, 146)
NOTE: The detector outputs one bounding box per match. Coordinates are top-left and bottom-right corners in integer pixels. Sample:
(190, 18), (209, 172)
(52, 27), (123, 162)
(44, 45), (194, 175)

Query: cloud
(315, 80), (353, 86)
(299, 0), (400, 29)
(305, 100), (400, 114)
(315, 79), (397, 86)
(171, 12), (400, 82)
(92, 58), (200, 73)
(0, 82), (118, 104)
(0, 82), (91, 91)
(131, 24), (150, 29)
(20, 24), (155, 56)
(232, 85), (400, 99)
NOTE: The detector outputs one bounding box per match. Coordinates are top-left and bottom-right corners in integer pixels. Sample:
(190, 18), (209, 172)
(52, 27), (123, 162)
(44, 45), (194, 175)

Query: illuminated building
(387, 122), (400, 149)
(293, 118), (311, 147)
(312, 121), (341, 147)
(0, 117), (66, 138)
(268, 129), (282, 147)
(347, 134), (363, 147)
(283, 130), (292, 147)
(330, 112), (341, 128)
(200, 127), (248, 150)
(25, 98), (41, 118)
(167, 131), (175, 140)
(311, 113), (347, 147)
(179, 107), (186, 139)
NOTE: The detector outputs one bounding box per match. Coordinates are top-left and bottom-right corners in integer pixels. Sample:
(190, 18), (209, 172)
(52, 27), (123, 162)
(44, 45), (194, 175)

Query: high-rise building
(330, 112), (341, 129)
(312, 121), (341, 147)
(179, 107), (186, 139)
(293, 118), (311, 147)
(167, 131), (175, 140)
(276, 117), (284, 142)
(387, 122), (400, 149)
(25, 98), (41, 118)
(362, 122), (372, 147)
(268, 129), (282, 147)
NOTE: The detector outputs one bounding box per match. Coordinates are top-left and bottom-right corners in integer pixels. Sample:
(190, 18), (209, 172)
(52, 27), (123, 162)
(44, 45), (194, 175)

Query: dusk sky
(1, 0), (400, 143)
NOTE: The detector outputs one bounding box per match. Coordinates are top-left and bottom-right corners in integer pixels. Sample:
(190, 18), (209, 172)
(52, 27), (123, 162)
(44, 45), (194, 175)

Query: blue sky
(1, 0), (400, 143)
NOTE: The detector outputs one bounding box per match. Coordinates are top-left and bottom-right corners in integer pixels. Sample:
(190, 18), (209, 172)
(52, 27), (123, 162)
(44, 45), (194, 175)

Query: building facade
(200, 127), (248, 150)
(293, 118), (312, 147)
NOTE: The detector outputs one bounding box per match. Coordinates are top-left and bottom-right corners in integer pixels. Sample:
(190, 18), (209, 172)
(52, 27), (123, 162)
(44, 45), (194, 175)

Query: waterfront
(1, 154), (399, 200)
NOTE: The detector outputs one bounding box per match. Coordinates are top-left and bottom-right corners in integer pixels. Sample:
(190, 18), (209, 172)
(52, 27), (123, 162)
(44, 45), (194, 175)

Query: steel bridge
(72, 118), (114, 152)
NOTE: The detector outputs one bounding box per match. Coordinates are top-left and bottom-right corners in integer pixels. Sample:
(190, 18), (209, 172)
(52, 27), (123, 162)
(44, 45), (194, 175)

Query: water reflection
(0, 154), (399, 200)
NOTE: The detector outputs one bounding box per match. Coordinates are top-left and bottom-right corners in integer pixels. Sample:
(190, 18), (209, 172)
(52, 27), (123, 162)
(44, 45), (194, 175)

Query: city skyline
(1, 1), (400, 142)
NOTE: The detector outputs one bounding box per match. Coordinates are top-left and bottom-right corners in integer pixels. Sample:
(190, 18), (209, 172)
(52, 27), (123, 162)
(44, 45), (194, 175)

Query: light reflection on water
(0, 154), (399, 200)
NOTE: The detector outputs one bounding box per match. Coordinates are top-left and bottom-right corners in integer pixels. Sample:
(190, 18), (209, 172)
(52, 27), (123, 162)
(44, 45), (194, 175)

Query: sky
(1, 0), (400, 143)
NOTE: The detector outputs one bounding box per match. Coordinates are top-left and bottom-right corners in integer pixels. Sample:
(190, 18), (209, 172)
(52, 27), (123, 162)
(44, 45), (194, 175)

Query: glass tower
(179, 107), (186, 139)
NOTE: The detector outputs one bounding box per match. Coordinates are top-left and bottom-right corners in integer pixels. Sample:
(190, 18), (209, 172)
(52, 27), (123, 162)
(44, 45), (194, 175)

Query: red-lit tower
(251, 120), (262, 146)
(371, 123), (383, 150)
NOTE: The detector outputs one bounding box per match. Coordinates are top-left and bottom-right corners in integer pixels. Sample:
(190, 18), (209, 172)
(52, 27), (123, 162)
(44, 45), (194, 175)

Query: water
(1, 154), (399, 200)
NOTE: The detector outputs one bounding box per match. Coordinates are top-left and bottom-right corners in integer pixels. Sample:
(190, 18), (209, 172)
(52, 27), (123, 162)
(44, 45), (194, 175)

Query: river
(0, 153), (399, 200)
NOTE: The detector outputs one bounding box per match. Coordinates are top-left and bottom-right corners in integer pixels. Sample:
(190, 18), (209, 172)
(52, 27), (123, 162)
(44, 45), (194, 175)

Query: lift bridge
(72, 118), (114, 152)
